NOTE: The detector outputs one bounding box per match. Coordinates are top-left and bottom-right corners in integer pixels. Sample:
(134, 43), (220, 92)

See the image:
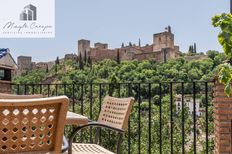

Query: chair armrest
(62, 136), (69, 153)
(86, 121), (125, 133)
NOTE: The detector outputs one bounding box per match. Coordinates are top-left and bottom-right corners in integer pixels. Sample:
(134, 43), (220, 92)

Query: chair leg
(116, 133), (123, 154)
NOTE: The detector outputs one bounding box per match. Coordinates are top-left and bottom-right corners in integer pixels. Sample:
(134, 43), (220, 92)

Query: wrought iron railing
(11, 81), (214, 154)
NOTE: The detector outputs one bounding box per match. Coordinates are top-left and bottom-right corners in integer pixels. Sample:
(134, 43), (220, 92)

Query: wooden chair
(0, 96), (69, 154)
(0, 93), (70, 153)
(68, 96), (134, 154)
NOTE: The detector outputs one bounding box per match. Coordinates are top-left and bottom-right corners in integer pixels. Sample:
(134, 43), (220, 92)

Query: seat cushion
(72, 143), (115, 154)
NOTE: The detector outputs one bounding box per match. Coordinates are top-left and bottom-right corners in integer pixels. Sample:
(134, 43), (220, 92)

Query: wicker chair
(0, 93), (70, 153)
(0, 96), (69, 154)
(68, 96), (134, 154)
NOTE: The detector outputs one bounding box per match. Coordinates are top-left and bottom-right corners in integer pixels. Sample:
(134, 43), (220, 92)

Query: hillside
(13, 51), (225, 85)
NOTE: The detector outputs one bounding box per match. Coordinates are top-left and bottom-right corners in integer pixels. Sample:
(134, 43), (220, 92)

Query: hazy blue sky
(0, 0), (229, 62)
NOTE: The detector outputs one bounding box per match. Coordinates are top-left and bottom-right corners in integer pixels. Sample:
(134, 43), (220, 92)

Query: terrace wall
(214, 80), (232, 154)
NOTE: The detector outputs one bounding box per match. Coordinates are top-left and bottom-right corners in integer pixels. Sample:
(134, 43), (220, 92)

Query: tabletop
(66, 111), (89, 125)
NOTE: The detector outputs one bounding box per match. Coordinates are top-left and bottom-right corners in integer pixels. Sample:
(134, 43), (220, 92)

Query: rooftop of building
(0, 48), (17, 70)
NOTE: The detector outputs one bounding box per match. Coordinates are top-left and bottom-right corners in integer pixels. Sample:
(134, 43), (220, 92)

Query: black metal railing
(11, 81), (214, 154)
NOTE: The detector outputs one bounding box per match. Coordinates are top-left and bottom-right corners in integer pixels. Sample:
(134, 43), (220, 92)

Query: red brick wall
(89, 48), (116, 61)
(133, 52), (156, 61)
(214, 80), (232, 154)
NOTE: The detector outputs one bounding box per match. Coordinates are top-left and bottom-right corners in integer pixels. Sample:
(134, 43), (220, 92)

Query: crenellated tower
(78, 39), (90, 57)
(153, 26), (174, 52)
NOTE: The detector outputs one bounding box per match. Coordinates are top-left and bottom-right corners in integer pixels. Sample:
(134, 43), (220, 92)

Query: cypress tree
(55, 56), (59, 73)
(55, 65), (57, 73)
(84, 50), (87, 63)
(188, 45), (194, 54)
(55, 56), (60, 65)
(116, 49), (120, 64)
(188, 46), (192, 53)
(194, 43), (197, 53)
(87, 56), (92, 69)
(121, 43), (124, 48)
(90, 59), (92, 69)
(79, 53), (84, 70)
(46, 65), (49, 73)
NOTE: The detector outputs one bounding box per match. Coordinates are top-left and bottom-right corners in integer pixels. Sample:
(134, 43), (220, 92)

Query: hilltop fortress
(79, 26), (180, 62)
(16, 26), (181, 75)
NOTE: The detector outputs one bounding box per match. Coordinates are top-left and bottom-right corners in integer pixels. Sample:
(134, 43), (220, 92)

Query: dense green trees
(206, 50), (219, 60)
(14, 53), (225, 85)
(206, 50), (226, 68)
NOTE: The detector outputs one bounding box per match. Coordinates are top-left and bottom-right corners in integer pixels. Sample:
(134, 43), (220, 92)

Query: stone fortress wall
(78, 26), (180, 63)
(17, 26), (180, 75)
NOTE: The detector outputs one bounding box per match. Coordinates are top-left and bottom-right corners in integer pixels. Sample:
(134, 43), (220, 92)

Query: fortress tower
(17, 56), (32, 71)
(153, 26), (174, 52)
(78, 39), (90, 57)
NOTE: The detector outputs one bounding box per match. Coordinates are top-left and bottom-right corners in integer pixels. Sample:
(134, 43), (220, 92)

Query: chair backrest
(0, 93), (43, 99)
(97, 96), (134, 130)
(0, 96), (69, 153)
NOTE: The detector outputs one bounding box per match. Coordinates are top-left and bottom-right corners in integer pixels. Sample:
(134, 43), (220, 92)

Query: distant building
(0, 48), (17, 93)
(35, 62), (48, 69)
(16, 53), (76, 75)
(64, 54), (77, 61)
(17, 56), (32, 75)
(17, 56), (47, 75)
(78, 26), (180, 62)
(175, 94), (203, 117)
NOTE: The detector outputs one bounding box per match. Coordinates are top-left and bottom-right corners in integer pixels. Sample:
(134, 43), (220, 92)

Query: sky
(0, 0), (229, 62)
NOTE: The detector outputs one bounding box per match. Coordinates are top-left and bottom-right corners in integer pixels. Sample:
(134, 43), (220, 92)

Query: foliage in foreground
(212, 13), (232, 96)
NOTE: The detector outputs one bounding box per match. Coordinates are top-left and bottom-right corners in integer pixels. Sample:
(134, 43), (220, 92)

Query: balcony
(10, 81), (214, 153)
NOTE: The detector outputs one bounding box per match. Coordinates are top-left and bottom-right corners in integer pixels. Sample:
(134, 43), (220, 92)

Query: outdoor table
(66, 111), (89, 125)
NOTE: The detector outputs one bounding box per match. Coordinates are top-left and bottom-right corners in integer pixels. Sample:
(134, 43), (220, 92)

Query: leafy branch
(212, 13), (232, 96)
